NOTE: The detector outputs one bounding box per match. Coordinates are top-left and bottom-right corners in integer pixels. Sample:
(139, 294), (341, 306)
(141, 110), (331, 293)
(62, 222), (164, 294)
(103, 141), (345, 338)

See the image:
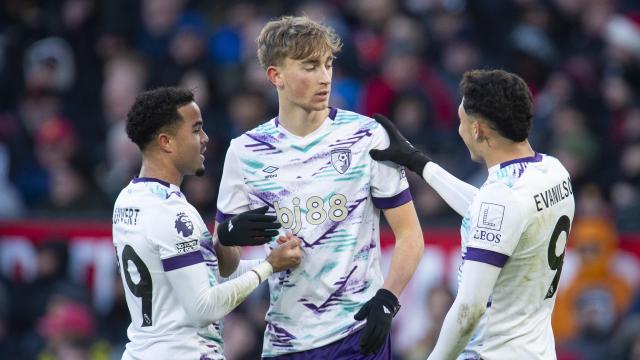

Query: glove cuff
(407, 151), (431, 174)
(376, 289), (401, 317)
(216, 220), (232, 246)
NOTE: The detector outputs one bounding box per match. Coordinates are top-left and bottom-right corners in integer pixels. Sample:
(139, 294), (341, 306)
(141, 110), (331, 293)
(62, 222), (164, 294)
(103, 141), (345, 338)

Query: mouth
(315, 91), (329, 100)
(200, 148), (206, 161)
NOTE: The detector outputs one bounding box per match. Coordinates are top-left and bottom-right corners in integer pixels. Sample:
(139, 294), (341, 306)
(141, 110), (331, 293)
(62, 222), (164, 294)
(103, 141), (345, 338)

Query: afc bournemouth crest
(331, 149), (352, 174)
(175, 212), (194, 237)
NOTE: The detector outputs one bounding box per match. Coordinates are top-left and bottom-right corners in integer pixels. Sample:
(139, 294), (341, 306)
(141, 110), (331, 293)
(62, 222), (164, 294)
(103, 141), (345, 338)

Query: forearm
(214, 221), (241, 277)
(422, 162), (479, 217)
(383, 232), (423, 297)
(427, 298), (486, 360)
(427, 260), (501, 359)
(223, 259), (263, 280)
(168, 261), (272, 327)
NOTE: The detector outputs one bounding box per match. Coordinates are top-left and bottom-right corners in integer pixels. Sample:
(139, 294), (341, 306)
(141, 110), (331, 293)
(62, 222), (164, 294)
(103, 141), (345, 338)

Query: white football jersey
(113, 178), (224, 360)
(216, 108), (411, 357)
(458, 153), (575, 360)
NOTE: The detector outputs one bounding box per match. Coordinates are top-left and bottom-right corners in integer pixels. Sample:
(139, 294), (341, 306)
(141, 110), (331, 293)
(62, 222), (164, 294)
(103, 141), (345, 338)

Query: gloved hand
(354, 288), (401, 355)
(217, 206), (281, 246)
(369, 114), (431, 174)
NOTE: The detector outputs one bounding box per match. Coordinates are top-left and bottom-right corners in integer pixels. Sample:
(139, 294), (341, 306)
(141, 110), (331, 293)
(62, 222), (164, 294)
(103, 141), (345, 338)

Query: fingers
(353, 303), (369, 321)
(282, 237), (301, 248)
(276, 235), (287, 245)
(246, 205), (269, 215)
(359, 322), (378, 354)
(369, 149), (388, 161)
(249, 230), (280, 238)
(372, 114), (398, 137)
(249, 221), (282, 230)
(244, 214), (280, 223)
(362, 328), (384, 355)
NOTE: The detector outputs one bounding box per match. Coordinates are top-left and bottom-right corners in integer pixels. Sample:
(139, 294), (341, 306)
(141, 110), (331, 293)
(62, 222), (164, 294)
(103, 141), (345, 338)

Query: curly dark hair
(460, 70), (533, 142)
(126, 87), (195, 150)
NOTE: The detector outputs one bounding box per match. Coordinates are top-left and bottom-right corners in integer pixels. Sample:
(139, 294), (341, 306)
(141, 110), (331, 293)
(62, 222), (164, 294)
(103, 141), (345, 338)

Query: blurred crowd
(1, 0), (640, 359)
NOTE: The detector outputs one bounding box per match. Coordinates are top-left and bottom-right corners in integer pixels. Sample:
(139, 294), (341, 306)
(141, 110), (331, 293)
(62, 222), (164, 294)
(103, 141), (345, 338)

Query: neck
(138, 153), (182, 187)
(483, 140), (535, 169)
(277, 99), (330, 137)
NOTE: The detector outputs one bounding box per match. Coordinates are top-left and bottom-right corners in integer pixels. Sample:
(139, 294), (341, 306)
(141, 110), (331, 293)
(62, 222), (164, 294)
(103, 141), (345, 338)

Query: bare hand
(267, 235), (302, 272)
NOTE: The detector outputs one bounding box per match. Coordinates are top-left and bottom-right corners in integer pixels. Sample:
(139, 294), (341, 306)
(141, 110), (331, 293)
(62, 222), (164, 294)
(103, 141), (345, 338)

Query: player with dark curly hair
(370, 69), (575, 360)
(114, 87), (302, 359)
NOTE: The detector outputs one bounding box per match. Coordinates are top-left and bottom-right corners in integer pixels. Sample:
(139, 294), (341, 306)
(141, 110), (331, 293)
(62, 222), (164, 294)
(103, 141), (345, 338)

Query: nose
(319, 67), (331, 85)
(202, 129), (210, 144)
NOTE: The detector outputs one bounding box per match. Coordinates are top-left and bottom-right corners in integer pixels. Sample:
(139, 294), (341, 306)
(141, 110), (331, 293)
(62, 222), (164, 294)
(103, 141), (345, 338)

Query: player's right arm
(214, 140), (283, 277)
(213, 206), (281, 277)
(153, 205), (299, 327)
(369, 114), (478, 216)
(428, 184), (528, 359)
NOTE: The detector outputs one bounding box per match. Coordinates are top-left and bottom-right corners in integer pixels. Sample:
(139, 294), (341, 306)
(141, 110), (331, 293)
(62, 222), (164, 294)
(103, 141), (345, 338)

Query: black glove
(353, 288), (401, 355)
(217, 206), (281, 246)
(369, 114), (431, 174)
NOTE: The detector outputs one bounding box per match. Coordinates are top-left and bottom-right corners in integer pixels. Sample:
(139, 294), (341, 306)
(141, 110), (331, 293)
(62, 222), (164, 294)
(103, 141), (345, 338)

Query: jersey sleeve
(369, 121), (412, 209)
(464, 183), (528, 267)
(216, 139), (252, 222)
(148, 200), (205, 271)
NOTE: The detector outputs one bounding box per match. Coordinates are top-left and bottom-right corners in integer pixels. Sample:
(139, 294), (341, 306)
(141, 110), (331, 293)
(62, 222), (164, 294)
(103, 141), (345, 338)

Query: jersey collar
(132, 177), (181, 191)
(274, 107), (337, 128)
(500, 152), (542, 168)
(488, 152), (543, 175)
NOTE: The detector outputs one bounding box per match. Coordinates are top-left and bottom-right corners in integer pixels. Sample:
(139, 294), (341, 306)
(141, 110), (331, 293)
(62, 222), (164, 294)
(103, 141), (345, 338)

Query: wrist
(253, 261), (273, 283)
(377, 288), (401, 317)
(407, 151), (430, 174)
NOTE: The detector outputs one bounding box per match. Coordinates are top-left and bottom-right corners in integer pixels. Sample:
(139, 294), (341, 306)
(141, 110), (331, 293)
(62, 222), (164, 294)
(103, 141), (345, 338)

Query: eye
(305, 65), (315, 71)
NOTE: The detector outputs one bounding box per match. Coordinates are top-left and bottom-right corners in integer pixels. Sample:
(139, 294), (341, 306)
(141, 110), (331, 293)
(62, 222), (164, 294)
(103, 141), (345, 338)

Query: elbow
(184, 305), (215, 328)
(193, 314), (214, 328)
(219, 267), (234, 278)
(186, 302), (217, 328)
(187, 291), (222, 327)
(457, 302), (487, 337)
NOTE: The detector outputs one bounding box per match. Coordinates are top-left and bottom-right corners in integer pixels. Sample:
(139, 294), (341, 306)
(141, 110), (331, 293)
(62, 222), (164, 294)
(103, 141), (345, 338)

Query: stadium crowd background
(0, 0), (639, 359)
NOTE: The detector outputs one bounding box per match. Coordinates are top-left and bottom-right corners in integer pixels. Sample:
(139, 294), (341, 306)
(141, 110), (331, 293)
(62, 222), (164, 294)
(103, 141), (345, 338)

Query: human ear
(267, 66), (283, 88)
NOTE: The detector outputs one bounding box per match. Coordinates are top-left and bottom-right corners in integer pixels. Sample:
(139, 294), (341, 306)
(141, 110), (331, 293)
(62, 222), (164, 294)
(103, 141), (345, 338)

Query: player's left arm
(427, 260), (501, 360)
(429, 184), (529, 359)
(214, 206), (281, 277)
(213, 222), (241, 278)
(381, 202), (424, 297)
(354, 119), (424, 355)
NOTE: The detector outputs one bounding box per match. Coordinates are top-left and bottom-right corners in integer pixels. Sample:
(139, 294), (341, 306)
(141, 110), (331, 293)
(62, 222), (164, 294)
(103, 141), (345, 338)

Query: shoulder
(126, 184), (193, 221)
(235, 117), (278, 143)
(476, 181), (528, 216)
(331, 108), (377, 129)
(244, 118), (279, 138)
(231, 118), (282, 155)
(146, 195), (203, 236)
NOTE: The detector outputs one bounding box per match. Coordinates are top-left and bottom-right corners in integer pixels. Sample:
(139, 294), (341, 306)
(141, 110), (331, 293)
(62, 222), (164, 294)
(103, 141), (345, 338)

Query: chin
(308, 102), (328, 111)
(469, 153), (483, 164)
(195, 167), (205, 177)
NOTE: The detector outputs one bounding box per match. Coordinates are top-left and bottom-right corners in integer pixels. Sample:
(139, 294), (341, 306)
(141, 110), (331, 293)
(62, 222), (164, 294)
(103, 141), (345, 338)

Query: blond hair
(256, 16), (342, 69)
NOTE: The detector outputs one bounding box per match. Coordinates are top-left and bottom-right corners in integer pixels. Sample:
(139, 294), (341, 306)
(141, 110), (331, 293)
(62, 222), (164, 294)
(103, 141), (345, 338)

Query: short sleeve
(148, 201), (205, 272)
(464, 183), (529, 267)
(216, 139), (252, 222)
(369, 121), (412, 209)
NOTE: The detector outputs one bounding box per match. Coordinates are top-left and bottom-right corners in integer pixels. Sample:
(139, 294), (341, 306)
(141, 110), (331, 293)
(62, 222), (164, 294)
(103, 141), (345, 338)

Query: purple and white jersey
(216, 108), (411, 357)
(113, 178), (224, 360)
(458, 154), (575, 360)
